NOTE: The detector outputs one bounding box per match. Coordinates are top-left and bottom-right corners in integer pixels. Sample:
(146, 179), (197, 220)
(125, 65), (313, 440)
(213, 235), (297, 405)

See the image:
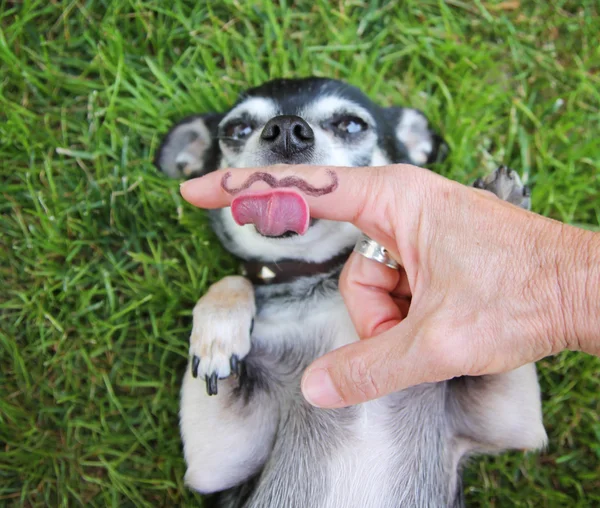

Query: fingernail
(180, 180), (195, 199)
(302, 368), (342, 407)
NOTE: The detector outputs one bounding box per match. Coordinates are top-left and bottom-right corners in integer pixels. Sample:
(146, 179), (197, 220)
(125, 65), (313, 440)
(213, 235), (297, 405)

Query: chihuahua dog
(155, 78), (546, 507)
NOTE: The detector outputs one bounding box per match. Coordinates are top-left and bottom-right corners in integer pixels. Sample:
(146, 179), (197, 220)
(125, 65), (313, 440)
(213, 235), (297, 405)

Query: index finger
(180, 164), (426, 242)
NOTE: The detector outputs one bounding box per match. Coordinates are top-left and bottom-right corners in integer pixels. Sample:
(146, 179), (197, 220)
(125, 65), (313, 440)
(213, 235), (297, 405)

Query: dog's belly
(244, 385), (454, 508)
(245, 296), (456, 508)
(323, 401), (403, 508)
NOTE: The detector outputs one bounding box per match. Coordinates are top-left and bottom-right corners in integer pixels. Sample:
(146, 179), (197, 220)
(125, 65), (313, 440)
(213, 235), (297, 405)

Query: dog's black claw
(230, 355), (241, 377)
(523, 186), (531, 197)
(191, 355), (200, 378)
(250, 318), (255, 335)
(205, 373), (218, 396)
(210, 373), (218, 395)
(473, 178), (484, 189)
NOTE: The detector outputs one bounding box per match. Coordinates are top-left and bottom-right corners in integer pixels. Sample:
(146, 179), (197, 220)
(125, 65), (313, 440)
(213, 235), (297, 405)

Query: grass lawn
(1, 0), (599, 506)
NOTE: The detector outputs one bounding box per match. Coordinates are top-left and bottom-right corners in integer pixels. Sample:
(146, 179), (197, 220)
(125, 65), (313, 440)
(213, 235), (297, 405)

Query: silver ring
(353, 233), (400, 270)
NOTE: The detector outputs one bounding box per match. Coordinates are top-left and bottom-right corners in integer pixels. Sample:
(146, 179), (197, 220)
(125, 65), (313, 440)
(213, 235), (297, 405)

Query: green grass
(1, 0), (599, 506)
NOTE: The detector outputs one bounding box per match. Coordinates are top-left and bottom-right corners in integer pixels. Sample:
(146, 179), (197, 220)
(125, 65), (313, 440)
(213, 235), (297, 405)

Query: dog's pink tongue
(231, 189), (310, 237)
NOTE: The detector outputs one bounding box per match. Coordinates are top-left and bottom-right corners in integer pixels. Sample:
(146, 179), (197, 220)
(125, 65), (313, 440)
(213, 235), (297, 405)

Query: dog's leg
(180, 276), (278, 493)
(448, 167), (546, 454)
(448, 364), (547, 453)
(188, 276), (256, 395)
(473, 165), (531, 209)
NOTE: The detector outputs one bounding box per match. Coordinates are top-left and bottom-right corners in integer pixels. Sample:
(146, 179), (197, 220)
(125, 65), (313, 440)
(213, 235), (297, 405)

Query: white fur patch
(370, 146), (391, 166)
(395, 109), (434, 165)
(221, 97), (279, 126)
(180, 368), (278, 493)
(458, 364), (548, 452)
(300, 95), (376, 128)
(188, 276), (255, 379)
(324, 401), (397, 508)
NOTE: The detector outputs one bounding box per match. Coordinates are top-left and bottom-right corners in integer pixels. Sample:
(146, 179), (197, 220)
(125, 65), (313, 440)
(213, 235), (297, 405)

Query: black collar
(240, 250), (352, 285)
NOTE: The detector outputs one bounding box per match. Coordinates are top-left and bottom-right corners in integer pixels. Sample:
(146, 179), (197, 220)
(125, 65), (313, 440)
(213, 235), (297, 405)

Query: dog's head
(156, 78), (447, 262)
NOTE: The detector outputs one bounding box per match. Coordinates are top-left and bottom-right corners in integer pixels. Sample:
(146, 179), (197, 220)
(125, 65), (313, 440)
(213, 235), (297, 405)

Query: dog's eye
(331, 116), (368, 135)
(224, 122), (253, 140)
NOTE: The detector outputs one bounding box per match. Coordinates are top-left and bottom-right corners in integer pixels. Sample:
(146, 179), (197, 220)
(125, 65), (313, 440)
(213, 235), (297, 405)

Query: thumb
(300, 318), (446, 407)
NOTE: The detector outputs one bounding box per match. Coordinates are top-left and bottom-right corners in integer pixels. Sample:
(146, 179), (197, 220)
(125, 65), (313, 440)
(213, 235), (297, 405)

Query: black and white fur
(155, 78), (546, 507)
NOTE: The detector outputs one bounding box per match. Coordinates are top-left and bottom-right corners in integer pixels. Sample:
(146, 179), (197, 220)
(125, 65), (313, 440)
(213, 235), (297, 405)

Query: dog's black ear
(154, 113), (225, 178)
(382, 107), (449, 166)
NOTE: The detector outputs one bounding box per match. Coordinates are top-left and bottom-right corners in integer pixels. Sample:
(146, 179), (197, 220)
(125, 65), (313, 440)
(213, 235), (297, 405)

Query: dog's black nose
(260, 115), (314, 157)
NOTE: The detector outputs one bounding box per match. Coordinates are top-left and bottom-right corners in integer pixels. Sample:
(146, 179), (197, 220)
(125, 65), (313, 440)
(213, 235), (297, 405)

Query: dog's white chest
(324, 401), (398, 508)
(254, 292), (359, 350)
(258, 299), (399, 507)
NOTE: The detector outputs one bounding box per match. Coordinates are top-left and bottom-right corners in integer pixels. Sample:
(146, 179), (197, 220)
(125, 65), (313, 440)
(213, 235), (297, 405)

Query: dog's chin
(255, 219), (319, 240)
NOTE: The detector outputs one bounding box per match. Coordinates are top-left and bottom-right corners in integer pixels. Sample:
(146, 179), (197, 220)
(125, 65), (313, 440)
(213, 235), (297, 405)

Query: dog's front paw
(473, 165), (531, 210)
(189, 276), (256, 396)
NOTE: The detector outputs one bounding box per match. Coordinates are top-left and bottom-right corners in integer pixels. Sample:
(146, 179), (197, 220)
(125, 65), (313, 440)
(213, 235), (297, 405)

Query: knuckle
(421, 327), (470, 378)
(345, 355), (381, 401)
(350, 168), (384, 225)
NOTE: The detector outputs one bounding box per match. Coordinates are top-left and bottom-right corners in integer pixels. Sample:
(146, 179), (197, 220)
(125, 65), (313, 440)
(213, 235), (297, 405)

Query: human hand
(180, 164), (597, 408)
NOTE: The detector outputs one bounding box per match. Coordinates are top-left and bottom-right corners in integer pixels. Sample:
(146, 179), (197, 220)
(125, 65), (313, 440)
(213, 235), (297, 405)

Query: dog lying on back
(155, 77), (546, 507)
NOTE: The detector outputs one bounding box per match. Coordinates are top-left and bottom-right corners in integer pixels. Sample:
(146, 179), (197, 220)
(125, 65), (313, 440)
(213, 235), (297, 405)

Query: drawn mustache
(221, 169), (339, 197)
